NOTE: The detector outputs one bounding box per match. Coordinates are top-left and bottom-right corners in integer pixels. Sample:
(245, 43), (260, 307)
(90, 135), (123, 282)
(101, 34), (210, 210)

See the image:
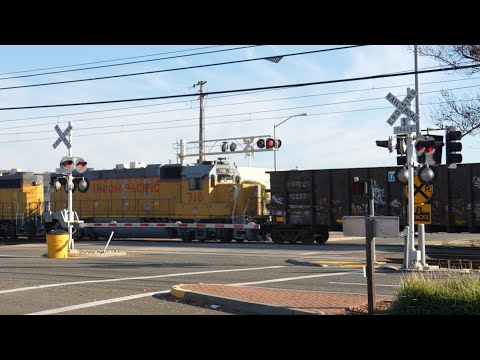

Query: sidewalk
(171, 283), (394, 315)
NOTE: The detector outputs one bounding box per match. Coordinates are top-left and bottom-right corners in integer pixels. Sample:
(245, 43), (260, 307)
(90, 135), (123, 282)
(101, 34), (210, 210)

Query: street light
(273, 112), (308, 171)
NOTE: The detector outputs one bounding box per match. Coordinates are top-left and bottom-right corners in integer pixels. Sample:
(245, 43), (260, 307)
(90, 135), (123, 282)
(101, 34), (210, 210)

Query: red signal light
(265, 138), (275, 149)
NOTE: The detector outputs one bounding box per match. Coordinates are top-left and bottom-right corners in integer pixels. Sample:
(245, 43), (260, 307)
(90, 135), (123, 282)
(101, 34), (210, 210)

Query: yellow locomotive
(48, 158), (267, 242)
(0, 171), (44, 239)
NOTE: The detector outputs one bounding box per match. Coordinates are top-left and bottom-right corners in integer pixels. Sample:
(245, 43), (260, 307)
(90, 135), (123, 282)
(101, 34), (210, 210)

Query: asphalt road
(0, 232), (477, 315)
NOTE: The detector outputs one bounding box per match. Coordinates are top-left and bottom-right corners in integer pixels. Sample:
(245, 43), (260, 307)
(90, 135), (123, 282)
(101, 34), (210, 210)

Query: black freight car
(266, 163), (480, 244)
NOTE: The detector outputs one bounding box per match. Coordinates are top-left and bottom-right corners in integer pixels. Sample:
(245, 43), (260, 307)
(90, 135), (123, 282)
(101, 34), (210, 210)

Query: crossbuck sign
(386, 88), (419, 126)
(52, 124), (72, 149)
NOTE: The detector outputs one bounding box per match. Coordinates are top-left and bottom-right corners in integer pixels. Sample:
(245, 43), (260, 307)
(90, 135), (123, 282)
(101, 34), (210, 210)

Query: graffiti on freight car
(271, 195), (284, 205)
(390, 199), (402, 208)
(473, 176), (480, 190)
(372, 181), (386, 205)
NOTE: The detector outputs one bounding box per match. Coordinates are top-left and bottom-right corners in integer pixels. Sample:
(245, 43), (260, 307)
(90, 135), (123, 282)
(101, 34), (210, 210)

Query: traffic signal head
(75, 157), (88, 173)
(221, 141), (228, 152)
(396, 138), (407, 166)
(352, 177), (368, 195)
(376, 137), (394, 153)
(60, 156), (74, 174)
(256, 139), (265, 149)
(445, 128), (462, 166)
(265, 138), (276, 149)
(415, 135), (443, 166)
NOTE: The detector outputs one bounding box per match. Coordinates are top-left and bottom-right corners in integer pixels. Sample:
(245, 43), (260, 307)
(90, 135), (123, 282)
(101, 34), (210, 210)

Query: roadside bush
(388, 272), (480, 315)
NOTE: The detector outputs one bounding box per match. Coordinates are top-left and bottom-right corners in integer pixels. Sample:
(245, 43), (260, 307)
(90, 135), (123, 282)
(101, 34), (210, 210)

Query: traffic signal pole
(414, 45), (427, 268)
(67, 121), (74, 251)
(406, 127), (416, 268)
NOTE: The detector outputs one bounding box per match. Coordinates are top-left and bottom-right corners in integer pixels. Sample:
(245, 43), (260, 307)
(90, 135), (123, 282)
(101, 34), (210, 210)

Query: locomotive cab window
(189, 178), (202, 190)
(217, 175), (233, 183)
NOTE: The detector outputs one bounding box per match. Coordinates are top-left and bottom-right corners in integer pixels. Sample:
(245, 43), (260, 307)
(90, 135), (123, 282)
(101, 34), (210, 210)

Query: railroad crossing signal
(405, 176), (433, 204)
(385, 88), (419, 126)
(52, 124), (72, 149)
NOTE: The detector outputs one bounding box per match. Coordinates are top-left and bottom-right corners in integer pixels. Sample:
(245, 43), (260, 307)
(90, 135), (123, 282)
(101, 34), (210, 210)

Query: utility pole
(195, 80), (207, 163)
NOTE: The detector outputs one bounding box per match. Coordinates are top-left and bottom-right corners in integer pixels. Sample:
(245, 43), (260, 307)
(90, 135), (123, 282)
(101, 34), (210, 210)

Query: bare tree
(418, 45), (480, 137)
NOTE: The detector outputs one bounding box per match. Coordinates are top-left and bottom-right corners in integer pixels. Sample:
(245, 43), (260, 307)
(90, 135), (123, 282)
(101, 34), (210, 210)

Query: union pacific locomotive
(0, 158), (268, 242)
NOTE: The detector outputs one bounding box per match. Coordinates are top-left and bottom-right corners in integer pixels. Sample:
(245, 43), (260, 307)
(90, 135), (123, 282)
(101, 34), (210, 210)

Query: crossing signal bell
(445, 129), (462, 166)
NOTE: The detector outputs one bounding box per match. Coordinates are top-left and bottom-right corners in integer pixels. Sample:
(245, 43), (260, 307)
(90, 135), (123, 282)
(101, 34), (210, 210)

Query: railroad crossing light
(415, 135), (443, 166)
(445, 128), (463, 166)
(265, 138), (276, 149)
(394, 166), (409, 184)
(75, 157), (88, 173)
(352, 177), (367, 195)
(275, 139), (282, 149)
(221, 141), (228, 152)
(59, 156), (74, 174)
(418, 164), (437, 186)
(229, 142), (237, 151)
(375, 137), (394, 153)
(256, 139), (265, 149)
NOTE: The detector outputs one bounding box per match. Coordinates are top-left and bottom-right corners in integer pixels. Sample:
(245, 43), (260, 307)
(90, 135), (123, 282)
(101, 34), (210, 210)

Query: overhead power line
(1, 71), (478, 125)
(0, 45), (226, 76)
(0, 45), (262, 81)
(4, 81), (480, 133)
(0, 45), (366, 91)
(0, 62), (479, 111)
(0, 98), (473, 145)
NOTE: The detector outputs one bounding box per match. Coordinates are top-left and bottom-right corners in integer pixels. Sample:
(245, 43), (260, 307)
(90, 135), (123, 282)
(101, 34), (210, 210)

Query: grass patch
(388, 272), (480, 315)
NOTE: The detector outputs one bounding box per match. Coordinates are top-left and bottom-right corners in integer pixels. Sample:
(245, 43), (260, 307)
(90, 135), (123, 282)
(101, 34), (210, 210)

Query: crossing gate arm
(79, 222), (261, 230)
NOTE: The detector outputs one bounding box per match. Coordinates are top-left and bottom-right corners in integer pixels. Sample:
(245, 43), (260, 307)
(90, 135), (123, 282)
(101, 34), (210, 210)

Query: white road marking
(29, 290), (171, 315)
(28, 270), (357, 315)
(232, 271), (356, 286)
(0, 265), (285, 295)
(0, 255), (39, 258)
(329, 281), (398, 287)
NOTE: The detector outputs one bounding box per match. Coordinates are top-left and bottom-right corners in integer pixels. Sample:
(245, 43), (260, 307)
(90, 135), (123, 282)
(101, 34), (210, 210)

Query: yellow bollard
(46, 230), (69, 258)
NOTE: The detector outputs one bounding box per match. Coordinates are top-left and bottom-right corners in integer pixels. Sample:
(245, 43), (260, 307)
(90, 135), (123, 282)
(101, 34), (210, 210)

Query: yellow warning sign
(405, 176), (433, 204)
(407, 204), (432, 224)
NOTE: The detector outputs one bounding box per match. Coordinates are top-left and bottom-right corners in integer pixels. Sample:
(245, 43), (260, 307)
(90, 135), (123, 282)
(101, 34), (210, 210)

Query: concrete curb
(170, 284), (321, 315)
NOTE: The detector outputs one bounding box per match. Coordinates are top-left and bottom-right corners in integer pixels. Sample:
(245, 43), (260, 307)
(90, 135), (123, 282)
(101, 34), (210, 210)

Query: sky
(0, 44), (478, 173)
